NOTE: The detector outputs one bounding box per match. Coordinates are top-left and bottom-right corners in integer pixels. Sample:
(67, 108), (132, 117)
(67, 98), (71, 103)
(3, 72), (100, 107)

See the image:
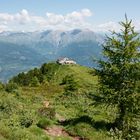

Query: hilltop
(10, 62), (97, 89)
(0, 62), (115, 140)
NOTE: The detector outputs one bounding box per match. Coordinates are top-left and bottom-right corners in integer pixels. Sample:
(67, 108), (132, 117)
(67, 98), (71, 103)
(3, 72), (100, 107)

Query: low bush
(5, 82), (19, 93)
(37, 118), (53, 129)
(38, 107), (56, 119)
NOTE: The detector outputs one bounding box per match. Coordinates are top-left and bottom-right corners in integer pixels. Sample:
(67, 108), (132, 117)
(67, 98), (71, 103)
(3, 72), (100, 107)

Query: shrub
(18, 109), (37, 128)
(38, 107), (56, 119)
(37, 118), (53, 129)
(20, 116), (33, 128)
(29, 76), (40, 87)
(62, 75), (78, 92)
(0, 82), (4, 91)
(40, 63), (60, 81)
(0, 95), (18, 114)
(5, 82), (19, 93)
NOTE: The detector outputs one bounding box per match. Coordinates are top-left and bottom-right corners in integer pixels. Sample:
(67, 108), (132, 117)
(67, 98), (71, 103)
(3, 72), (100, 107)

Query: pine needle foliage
(96, 16), (140, 139)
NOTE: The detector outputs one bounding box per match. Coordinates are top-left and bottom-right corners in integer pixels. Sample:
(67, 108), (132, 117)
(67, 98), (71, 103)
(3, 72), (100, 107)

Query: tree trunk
(114, 102), (125, 129)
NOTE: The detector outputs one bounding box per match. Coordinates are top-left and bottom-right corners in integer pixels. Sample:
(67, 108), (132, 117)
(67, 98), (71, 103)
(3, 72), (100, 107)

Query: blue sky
(0, 0), (140, 32)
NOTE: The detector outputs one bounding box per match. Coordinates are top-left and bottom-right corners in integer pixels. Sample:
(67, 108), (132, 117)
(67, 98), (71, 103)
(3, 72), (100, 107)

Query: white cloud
(133, 21), (140, 31)
(95, 21), (140, 32)
(95, 21), (121, 32)
(14, 9), (31, 24)
(0, 13), (13, 21)
(0, 9), (93, 31)
(0, 9), (140, 32)
(0, 25), (8, 32)
(81, 9), (92, 17)
(46, 12), (64, 25)
(44, 9), (93, 30)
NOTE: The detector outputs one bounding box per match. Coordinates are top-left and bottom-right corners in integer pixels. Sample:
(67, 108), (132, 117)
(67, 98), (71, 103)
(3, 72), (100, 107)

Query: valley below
(0, 29), (103, 82)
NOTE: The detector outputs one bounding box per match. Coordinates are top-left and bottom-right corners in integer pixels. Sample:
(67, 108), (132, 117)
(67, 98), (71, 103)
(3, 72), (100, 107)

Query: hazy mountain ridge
(0, 29), (104, 82)
(0, 29), (103, 46)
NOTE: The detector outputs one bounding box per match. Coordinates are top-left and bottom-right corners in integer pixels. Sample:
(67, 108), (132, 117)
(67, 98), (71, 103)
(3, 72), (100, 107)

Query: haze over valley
(0, 29), (103, 82)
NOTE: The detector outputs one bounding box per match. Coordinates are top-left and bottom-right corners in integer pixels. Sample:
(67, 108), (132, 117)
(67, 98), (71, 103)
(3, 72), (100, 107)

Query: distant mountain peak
(70, 29), (82, 35)
(0, 28), (103, 82)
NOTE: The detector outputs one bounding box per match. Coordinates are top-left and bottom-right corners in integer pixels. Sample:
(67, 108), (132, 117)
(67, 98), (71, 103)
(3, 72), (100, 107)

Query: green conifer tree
(30, 76), (40, 87)
(96, 16), (140, 139)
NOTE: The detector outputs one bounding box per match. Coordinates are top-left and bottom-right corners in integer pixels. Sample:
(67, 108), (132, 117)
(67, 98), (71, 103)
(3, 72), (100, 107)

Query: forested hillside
(0, 62), (116, 140)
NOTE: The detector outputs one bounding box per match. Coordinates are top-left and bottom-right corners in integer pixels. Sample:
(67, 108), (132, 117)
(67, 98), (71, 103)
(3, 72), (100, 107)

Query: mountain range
(0, 29), (104, 82)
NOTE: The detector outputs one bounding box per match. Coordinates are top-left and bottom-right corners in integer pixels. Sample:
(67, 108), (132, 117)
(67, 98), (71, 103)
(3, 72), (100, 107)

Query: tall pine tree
(96, 16), (140, 139)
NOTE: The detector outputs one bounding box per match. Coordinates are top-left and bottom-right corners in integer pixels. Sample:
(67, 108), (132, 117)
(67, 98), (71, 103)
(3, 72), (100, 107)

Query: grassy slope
(0, 63), (114, 140)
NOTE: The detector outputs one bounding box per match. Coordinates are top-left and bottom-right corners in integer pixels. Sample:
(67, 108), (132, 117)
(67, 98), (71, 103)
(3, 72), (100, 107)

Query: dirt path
(43, 101), (84, 140)
(44, 125), (82, 140)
